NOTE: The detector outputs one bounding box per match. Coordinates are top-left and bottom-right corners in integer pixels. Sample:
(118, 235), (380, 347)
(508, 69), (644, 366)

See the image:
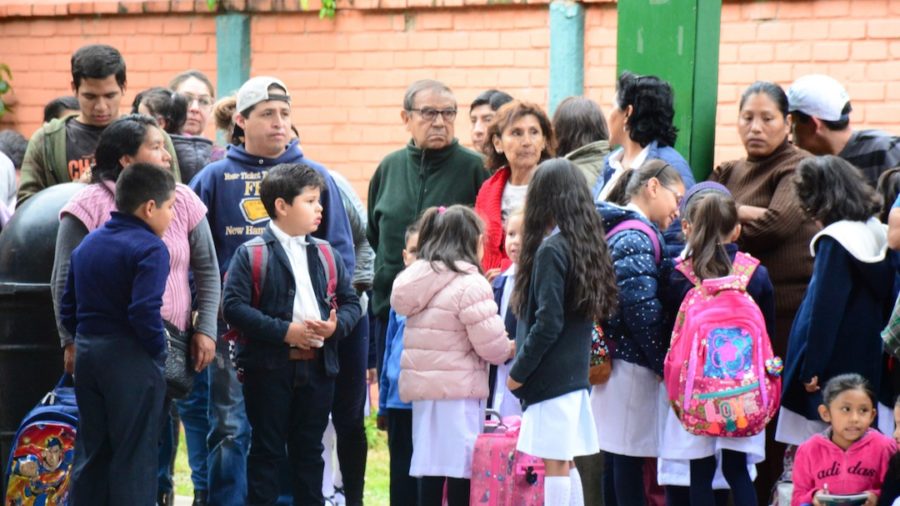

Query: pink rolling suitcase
(470, 412), (545, 505)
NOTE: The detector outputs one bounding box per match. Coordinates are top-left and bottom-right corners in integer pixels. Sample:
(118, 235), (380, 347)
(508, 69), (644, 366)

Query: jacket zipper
(415, 149), (428, 215)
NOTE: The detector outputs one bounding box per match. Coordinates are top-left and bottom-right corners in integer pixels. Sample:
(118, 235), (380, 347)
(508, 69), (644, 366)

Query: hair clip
(437, 206), (447, 215)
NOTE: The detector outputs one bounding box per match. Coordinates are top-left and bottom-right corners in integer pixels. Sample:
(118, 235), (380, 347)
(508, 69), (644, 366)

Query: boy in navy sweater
(59, 163), (175, 505)
(222, 163), (361, 505)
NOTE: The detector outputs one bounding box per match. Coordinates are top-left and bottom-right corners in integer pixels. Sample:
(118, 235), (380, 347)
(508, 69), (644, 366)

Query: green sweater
(367, 138), (488, 318)
(17, 115), (181, 207)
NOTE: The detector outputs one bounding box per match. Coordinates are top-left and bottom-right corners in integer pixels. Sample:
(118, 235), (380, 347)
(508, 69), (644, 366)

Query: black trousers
(386, 408), (417, 506)
(243, 358), (335, 506)
(330, 317), (369, 506)
(70, 335), (166, 506)
(418, 476), (469, 506)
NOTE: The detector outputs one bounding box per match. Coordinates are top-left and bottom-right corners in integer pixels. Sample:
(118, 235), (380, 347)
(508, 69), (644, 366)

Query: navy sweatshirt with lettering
(189, 140), (355, 278)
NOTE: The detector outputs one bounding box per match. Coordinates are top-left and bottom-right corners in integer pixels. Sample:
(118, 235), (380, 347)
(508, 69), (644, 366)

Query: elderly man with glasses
(366, 79), (488, 505)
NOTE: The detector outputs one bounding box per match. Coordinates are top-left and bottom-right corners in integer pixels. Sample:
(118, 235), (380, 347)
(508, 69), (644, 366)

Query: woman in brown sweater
(710, 81), (817, 356)
(709, 82), (817, 497)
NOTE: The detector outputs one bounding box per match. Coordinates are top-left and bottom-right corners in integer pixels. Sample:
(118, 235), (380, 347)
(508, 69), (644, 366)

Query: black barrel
(0, 183), (84, 492)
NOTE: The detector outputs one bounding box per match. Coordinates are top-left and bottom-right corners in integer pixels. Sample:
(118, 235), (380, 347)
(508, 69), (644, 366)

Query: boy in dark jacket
(59, 163), (176, 505)
(222, 163), (361, 505)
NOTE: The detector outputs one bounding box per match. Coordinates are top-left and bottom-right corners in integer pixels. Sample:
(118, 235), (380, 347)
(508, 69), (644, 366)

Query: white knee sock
(569, 467), (584, 506)
(544, 476), (571, 506)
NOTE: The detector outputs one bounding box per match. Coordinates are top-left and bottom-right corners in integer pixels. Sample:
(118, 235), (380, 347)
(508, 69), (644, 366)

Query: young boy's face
(401, 232), (419, 267)
(504, 213), (523, 264)
(277, 186), (322, 236)
(146, 192), (176, 237)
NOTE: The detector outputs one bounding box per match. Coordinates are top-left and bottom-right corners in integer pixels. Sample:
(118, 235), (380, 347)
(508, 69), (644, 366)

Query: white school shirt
(596, 145), (650, 202)
(269, 222), (322, 323)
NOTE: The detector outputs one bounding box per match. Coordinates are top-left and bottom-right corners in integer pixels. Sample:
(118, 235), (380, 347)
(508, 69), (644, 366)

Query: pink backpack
(663, 252), (782, 437)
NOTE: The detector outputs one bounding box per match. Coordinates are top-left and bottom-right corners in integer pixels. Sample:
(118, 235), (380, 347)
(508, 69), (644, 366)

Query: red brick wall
(249, 7), (551, 196)
(1, 0), (899, 196)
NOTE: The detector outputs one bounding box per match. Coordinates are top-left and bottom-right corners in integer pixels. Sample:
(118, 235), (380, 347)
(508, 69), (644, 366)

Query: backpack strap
(606, 219), (662, 264)
(313, 239), (338, 310)
(676, 252), (760, 289)
(246, 238), (268, 308)
(730, 252), (760, 290)
(675, 258), (699, 286)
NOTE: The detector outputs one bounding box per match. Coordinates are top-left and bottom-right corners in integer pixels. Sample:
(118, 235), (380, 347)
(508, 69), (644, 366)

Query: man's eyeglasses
(408, 108), (457, 122)
(182, 93), (214, 109)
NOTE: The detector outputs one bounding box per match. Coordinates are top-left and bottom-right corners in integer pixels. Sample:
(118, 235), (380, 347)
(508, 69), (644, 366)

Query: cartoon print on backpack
(5, 375), (78, 506)
(705, 327), (753, 380)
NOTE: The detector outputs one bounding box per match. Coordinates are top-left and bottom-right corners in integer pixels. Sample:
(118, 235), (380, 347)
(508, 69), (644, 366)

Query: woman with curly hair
(507, 158), (618, 506)
(594, 72), (695, 255)
(475, 100), (555, 276)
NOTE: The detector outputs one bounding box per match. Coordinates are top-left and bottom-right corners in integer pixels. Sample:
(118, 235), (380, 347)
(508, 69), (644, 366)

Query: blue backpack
(4, 374), (78, 506)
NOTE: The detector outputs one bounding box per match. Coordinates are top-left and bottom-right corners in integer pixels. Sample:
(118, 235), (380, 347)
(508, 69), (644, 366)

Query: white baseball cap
(235, 76), (290, 113)
(787, 74), (851, 122)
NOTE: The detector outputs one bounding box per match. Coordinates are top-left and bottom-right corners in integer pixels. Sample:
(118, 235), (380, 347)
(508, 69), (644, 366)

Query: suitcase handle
(482, 409), (510, 434)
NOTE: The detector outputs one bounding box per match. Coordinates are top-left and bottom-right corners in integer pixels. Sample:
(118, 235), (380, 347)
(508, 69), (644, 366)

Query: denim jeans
(244, 358), (335, 505)
(157, 402), (178, 495)
(177, 366), (210, 492)
(207, 324), (251, 506)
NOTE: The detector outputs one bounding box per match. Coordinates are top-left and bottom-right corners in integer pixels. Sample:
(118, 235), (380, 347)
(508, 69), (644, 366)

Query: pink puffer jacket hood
(391, 259), (510, 402)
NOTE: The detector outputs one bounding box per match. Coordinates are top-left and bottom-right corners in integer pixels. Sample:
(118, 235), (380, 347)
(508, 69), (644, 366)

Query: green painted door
(617, 0), (722, 179)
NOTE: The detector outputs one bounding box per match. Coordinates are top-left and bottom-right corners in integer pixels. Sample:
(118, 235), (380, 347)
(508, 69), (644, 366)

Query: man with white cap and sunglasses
(190, 76), (356, 506)
(787, 74), (900, 186)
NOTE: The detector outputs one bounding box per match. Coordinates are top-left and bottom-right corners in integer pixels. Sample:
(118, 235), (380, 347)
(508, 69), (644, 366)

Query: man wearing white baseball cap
(189, 76), (356, 506)
(788, 74), (900, 186)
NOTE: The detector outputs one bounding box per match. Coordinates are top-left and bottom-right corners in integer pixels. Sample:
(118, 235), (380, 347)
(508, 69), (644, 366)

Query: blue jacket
(662, 244), (777, 339)
(60, 212), (170, 359)
(378, 309), (410, 411)
(492, 272), (519, 339)
(782, 231), (894, 420)
(221, 225), (361, 376)
(593, 141), (696, 257)
(190, 139), (355, 279)
(597, 202), (670, 375)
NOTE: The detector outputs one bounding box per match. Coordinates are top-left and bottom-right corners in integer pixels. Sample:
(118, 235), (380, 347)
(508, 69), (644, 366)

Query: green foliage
(206, 0), (335, 18)
(0, 64), (12, 118)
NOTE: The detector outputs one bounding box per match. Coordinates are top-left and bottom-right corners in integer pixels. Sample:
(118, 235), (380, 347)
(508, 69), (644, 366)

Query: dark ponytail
(684, 191), (738, 280)
(605, 159), (683, 206)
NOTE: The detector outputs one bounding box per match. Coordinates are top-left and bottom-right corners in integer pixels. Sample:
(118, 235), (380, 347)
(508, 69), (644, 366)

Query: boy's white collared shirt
(269, 222), (322, 323)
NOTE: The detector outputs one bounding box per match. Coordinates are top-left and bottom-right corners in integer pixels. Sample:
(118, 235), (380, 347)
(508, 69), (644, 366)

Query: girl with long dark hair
(507, 158), (618, 506)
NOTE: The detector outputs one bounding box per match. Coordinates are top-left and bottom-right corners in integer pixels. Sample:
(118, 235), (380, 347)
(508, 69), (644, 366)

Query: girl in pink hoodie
(391, 205), (514, 506)
(791, 374), (897, 506)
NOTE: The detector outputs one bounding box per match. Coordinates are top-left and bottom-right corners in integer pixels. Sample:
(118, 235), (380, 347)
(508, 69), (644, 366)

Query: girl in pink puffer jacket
(391, 205), (514, 506)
